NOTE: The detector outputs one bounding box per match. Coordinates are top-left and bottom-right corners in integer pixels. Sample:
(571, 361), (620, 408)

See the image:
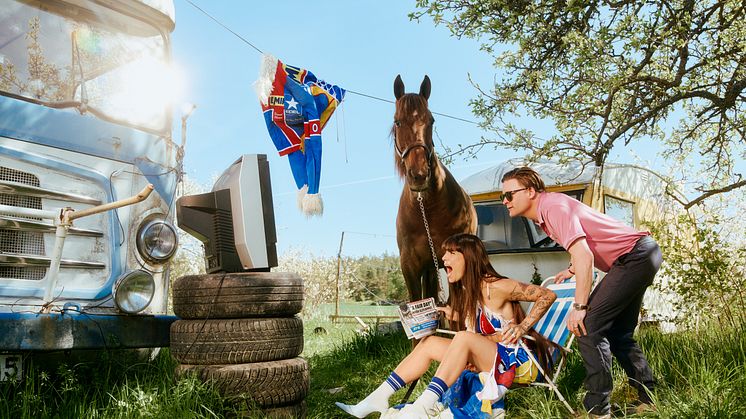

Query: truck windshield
(475, 190), (584, 252)
(0, 1), (173, 133)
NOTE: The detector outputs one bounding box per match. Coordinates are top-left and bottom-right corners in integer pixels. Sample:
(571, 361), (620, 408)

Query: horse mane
(391, 94), (436, 179)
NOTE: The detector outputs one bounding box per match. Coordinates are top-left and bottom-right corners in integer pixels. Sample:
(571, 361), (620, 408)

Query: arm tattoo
(523, 297), (553, 329)
(511, 283), (557, 329)
(509, 282), (539, 301)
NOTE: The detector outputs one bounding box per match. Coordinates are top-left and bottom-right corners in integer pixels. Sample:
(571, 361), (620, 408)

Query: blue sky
(171, 1), (518, 257)
(171, 1), (710, 258)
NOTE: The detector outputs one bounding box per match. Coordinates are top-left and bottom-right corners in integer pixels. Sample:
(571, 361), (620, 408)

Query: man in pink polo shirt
(501, 167), (662, 418)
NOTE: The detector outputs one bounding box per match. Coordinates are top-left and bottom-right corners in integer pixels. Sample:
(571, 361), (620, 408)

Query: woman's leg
(336, 335), (452, 417)
(435, 331), (497, 384)
(394, 335), (453, 382)
(408, 332), (498, 414)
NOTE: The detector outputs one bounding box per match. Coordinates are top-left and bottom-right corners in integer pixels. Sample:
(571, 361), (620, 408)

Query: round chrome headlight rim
(136, 216), (178, 264)
(113, 270), (155, 314)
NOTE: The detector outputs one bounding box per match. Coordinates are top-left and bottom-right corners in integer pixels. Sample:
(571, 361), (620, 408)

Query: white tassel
(254, 53), (279, 105)
(296, 185), (308, 212)
(302, 193), (324, 217)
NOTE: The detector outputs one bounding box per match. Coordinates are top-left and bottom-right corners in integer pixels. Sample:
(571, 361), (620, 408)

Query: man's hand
(567, 309), (587, 336)
(554, 268), (574, 284)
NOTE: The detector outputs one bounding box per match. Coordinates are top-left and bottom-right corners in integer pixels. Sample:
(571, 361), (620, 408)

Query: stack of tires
(170, 272), (307, 418)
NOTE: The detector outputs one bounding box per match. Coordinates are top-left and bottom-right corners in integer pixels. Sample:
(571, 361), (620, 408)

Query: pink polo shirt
(536, 192), (648, 272)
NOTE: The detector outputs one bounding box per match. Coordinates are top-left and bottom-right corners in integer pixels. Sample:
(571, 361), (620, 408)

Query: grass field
(306, 317), (746, 418)
(2, 303), (744, 418)
(303, 302), (399, 357)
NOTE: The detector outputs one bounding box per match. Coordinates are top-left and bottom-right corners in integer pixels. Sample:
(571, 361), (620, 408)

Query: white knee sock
(412, 376), (448, 412)
(336, 371), (405, 418)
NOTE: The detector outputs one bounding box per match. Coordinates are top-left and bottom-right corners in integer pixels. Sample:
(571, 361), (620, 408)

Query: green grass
(307, 319), (746, 418)
(2, 310), (744, 418)
(303, 302), (398, 357)
(0, 349), (251, 419)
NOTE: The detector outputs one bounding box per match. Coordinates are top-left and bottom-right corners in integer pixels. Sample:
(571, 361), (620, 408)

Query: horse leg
(422, 265), (441, 305)
(400, 254), (424, 302)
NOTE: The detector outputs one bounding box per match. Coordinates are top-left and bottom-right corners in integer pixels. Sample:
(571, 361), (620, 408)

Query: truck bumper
(0, 311), (177, 351)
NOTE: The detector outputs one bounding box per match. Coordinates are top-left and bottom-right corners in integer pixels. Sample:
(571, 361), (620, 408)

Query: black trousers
(578, 236), (663, 415)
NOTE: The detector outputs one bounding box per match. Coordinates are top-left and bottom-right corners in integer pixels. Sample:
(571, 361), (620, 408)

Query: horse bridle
(393, 120), (435, 163)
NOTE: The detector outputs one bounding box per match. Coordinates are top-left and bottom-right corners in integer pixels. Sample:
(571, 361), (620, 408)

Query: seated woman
(336, 233), (559, 418)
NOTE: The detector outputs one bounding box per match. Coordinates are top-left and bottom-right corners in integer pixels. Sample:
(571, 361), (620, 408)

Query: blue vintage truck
(0, 0), (181, 379)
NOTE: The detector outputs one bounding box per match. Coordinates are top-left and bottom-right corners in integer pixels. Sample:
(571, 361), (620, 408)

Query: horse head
(392, 75), (436, 192)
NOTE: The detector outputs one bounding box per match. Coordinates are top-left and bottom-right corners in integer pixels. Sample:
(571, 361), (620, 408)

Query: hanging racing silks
(254, 54), (345, 217)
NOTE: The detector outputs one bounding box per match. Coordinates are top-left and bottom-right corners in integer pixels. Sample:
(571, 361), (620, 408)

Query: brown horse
(392, 75), (477, 303)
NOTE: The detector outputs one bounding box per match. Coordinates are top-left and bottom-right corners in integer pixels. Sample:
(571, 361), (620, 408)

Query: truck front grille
(0, 167), (45, 280)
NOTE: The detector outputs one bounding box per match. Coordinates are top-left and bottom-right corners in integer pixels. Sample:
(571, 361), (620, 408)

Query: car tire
(172, 272), (303, 319)
(175, 357), (309, 407)
(170, 317), (303, 364)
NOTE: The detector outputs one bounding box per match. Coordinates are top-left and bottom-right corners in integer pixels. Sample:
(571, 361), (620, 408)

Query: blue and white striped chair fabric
(531, 278), (576, 347)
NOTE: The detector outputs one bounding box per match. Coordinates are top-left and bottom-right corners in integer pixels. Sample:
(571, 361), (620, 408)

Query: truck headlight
(136, 217), (178, 264)
(113, 270), (155, 314)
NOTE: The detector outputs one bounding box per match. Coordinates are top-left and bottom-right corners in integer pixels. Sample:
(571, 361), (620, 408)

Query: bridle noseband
(393, 119), (435, 164)
(395, 142), (433, 161)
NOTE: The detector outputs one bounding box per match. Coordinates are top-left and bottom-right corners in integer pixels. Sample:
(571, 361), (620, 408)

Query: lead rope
(417, 192), (443, 304)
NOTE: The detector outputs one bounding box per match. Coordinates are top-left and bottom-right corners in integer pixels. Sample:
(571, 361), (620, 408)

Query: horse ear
(419, 75), (431, 100)
(394, 75), (405, 100)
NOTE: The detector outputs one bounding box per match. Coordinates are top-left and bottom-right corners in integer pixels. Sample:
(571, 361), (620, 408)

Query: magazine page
(398, 297), (438, 339)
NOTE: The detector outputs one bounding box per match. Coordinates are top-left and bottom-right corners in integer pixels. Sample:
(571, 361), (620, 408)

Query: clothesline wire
(183, 0), (263, 54)
(182, 0), (479, 125)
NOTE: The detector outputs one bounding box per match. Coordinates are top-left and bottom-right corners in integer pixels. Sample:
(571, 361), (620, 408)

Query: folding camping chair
(517, 277), (578, 415)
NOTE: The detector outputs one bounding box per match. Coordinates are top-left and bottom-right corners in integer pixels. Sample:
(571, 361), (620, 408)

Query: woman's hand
(437, 305), (453, 320)
(484, 331), (504, 343)
(501, 323), (529, 345)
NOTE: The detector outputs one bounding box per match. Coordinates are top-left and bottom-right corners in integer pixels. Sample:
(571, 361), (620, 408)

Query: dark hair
(442, 233), (504, 332)
(442, 232), (560, 375)
(501, 166), (546, 192)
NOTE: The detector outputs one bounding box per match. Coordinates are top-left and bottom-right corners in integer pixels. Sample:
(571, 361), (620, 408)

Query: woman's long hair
(442, 233), (561, 375)
(442, 233), (504, 332)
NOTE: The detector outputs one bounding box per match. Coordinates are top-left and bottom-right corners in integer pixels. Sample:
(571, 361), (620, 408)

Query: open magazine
(398, 297), (438, 339)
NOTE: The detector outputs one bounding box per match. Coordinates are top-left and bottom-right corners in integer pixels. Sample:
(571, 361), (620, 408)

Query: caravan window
(604, 195), (635, 227)
(475, 190), (584, 253)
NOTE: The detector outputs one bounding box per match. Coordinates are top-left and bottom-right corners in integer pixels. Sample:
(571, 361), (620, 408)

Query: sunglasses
(500, 187), (528, 202)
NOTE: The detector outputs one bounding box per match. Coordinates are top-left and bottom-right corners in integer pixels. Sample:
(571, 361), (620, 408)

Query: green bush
(649, 213), (746, 329)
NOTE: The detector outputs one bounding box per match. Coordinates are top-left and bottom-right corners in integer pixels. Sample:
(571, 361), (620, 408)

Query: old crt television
(176, 154), (277, 272)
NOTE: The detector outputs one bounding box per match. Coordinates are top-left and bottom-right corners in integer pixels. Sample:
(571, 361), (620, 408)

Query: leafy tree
(347, 254), (407, 303)
(0, 17), (74, 101)
(413, 0), (745, 208)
